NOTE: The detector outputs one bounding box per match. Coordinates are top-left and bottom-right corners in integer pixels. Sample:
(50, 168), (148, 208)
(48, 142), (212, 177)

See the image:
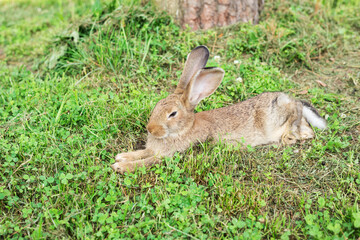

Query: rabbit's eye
(168, 111), (177, 118)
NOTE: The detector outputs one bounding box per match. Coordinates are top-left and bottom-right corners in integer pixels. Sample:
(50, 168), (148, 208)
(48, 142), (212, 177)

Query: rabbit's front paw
(115, 152), (134, 162)
(111, 162), (135, 174)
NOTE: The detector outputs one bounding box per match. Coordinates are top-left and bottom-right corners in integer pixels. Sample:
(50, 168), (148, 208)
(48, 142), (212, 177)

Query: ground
(0, 0), (359, 239)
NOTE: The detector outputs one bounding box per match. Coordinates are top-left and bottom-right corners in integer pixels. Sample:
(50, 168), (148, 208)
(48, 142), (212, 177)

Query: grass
(0, 0), (360, 239)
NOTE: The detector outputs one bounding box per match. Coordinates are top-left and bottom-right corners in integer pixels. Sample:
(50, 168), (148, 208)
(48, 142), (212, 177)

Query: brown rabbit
(111, 46), (326, 174)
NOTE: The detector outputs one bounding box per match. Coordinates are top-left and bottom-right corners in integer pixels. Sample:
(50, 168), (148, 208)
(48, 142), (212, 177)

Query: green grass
(1, 0), (360, 239)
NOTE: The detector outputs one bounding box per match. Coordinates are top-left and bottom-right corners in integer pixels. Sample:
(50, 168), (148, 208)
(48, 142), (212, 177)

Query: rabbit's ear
(175, 46), (209, 94)
(182, 67), (224, 109)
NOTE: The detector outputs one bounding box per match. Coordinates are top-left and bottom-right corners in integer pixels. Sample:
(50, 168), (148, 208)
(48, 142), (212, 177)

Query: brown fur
(112, 46), (325, 173)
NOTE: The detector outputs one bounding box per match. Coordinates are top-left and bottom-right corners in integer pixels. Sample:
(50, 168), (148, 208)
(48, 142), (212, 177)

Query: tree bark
(152, 0), (264, 30)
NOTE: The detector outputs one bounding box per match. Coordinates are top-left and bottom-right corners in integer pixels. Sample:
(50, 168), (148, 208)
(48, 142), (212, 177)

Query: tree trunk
(152, 0), (264, 30)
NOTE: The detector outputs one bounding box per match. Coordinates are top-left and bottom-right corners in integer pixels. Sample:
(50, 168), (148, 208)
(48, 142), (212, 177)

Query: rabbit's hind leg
(299, 117), (315, 140)
(281, 101), (303, 145)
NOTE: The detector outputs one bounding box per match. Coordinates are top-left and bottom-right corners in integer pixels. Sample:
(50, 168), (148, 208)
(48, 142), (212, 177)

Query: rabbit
(111, 46), (327, 174)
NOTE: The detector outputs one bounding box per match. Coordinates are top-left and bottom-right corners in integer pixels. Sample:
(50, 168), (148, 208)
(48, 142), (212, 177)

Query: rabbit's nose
(146, 124), (152, 133)
(146, 123), (156, 134)
(147, 123), (166, 138)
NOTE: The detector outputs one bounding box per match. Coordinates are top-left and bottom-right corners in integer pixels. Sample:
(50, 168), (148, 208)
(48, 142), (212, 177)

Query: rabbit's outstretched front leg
(114, 149), (154, 162)
(111, 156), (161, 174)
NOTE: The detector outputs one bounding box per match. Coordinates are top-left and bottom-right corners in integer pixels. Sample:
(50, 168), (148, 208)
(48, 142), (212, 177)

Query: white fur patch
(302, 107), (327, 129)
(277, 94), (291, 105)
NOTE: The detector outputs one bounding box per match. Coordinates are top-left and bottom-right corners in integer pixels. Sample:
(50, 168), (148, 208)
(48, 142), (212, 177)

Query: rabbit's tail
(301, 101), (327, 129)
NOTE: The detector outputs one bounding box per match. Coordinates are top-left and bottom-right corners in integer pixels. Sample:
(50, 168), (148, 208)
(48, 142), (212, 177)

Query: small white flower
(325, 114), (329, 120)
(236, 77), (243, 83)
(340, 113), (346, 118)
(234, 60), (240, 64)
(214, 55), (221, 62)
(294, 149), (299, 153)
